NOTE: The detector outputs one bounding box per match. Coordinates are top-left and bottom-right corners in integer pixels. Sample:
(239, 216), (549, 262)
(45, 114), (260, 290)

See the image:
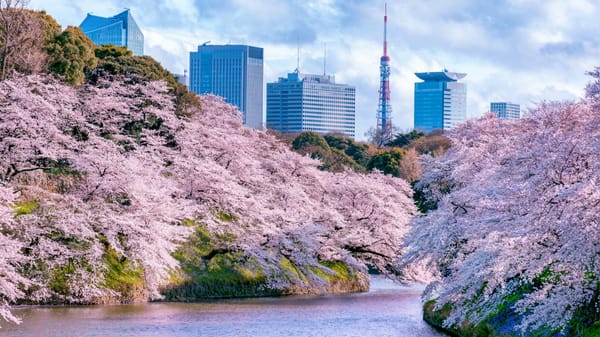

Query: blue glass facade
(266, 72), (356, 138)
(189, 45), (264, 129)
(414, 71), (467, 133)
(79, 10), (144, 56)
(490, 102), (520, 120)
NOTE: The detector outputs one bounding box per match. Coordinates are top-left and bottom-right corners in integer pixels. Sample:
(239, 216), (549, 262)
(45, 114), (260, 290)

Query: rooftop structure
(414, 69), (467, 132)
(79, 9), (144, 56)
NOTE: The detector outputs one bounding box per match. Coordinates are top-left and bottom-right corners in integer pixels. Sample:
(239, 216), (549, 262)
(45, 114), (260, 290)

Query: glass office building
(189, 45), (264, 129)
(79, 9), (144, 56)
(414, 70), (467, 133)
(490, 102), (520, 120)
(266, 72), (356, 138)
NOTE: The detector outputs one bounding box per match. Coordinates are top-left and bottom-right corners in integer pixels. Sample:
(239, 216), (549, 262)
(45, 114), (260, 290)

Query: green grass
(423, 299), (454, 327)
(213, 210), (237, 222)
(583, 321), (600, 337)
(279, 257), (307, 283)
(48, 258), (93, 302)
(320, 261), (351, 279)
(102, 246), (145, 298)
(166, 223), (273, 299)
(310, 260), (353, 282)
(49, 261), (77, 296)
(13, 200), (39, 216)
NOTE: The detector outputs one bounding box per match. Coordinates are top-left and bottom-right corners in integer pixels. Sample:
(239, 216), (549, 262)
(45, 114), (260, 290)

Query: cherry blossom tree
(400, 99), (600, 333)
(0, 73), (416, 326)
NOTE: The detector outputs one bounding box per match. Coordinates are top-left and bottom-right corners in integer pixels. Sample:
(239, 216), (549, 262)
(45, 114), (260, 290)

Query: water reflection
(4, 277), (446, 337)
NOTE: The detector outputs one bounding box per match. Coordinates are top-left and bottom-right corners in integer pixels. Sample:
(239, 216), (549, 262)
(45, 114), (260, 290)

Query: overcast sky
(29, 0), (599, 140)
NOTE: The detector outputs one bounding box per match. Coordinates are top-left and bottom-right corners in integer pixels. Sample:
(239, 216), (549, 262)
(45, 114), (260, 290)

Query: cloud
(540, 41), (585, 56)
(27, 0), (600, 140)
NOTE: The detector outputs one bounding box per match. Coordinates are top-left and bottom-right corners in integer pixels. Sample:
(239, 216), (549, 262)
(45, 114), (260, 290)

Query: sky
(28, 0), (600, 140)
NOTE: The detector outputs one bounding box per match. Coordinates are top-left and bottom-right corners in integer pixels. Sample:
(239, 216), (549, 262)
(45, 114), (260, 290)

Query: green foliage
(318, 148), (364, 172)
(173, 81), (202, 118)
(32, 10), (62, 42)
(366, 148), (405, 176)
(48, 257), (94, 301)
(582, 322), (600, 337)
(70, 125), (89, 141)
(568, 281), (600, 337)
(314, 260), (352, 281)
(290, 132), (370, 173)
(48, 260), (77, 296)
(424, 299), (500, 337)
(13, 200), (39, 216)
(324, 134), (372, 167)
(411, 133), (452, 156)
(123, 120), (145, 142)
(116, 139), (136, 152)
(213, 209), (238, 223)
(91, 51), (201, 116)
(47, 26), (97, 85)
(104, 192), (131, 206)
(94, 44), (132, 59)
(412, 181), (438, 213)
(423, 299), (454, 328)
(424, 280), (595, 337)
(32, 157), (80, 176)
(93, 53), (176, 86)
(387, 130), (426, 148)
(180, 218), (196, 227)
(532, 265), (563, 289)
(45, 230), (91, 251)
(292, 131), (331, 151)
(280, 257), (308, 282)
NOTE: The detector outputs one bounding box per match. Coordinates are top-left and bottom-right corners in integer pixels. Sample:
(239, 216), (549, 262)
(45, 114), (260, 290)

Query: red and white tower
(377, 3), (393, 145)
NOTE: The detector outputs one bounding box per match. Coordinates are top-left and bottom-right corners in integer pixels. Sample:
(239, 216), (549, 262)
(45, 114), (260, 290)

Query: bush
(47, 26), (97, 85)
(366, 148), (404, 177)
(90, 48), (201, 116)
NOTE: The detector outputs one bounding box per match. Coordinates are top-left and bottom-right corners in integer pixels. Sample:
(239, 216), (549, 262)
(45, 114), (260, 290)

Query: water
(2, 277), (446, 337)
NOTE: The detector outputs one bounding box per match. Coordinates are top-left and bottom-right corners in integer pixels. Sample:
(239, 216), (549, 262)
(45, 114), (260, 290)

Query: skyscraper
(79, 9), (144, 56)
(490, 102), (520, 120)
(189, 44), (264, 129)
(414, 70), (467, 133)
(266, 71), (356, 138)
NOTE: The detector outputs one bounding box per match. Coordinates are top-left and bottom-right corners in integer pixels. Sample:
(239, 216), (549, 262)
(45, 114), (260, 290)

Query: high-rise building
(266, 71), (356, 138)
(79, 9), (144, 56)
(189, 44), (263, 129)
(414, 70), (467, 133)
(490, 102), (520, 120)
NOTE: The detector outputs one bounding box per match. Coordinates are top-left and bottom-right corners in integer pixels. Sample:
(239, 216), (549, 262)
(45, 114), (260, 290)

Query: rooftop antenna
(295, 37), (300, 74)
(383, 3), (388, 57)
(323, 43), (327, 76)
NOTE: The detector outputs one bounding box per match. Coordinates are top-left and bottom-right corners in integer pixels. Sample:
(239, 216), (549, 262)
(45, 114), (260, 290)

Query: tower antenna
(295, 37), (300, 73)
(383, 3), (388, 57)
(376, 2), (393, 146)
(323, 43), (327, 76)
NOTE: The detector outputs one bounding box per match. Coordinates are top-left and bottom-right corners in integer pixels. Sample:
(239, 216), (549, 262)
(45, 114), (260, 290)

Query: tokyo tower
(376, 3), (393, 145)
